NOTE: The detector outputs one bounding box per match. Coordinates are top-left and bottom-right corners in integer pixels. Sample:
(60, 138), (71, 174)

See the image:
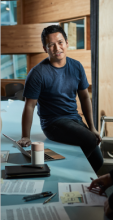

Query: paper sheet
(58, 182), (107, 206)
(0, 151), (9, 163)
(1, 203), (70, 220)
(1, 178), (4, 184)
(1, 180), (44, 195)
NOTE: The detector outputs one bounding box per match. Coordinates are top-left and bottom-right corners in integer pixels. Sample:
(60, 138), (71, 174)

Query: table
(1, 100), (106, 220)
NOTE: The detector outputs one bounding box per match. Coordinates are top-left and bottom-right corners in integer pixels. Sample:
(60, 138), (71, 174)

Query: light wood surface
(23, 0), (90, 24)
(1, 23), (57, 54)
(99, 0), (113, 136)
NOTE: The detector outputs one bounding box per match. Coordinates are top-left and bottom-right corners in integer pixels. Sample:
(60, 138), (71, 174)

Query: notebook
(5, 164), (50, 179)
(2, 134), (65, 162)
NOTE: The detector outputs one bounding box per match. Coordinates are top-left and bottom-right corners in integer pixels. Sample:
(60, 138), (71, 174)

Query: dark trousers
(43, 118), (103, 173)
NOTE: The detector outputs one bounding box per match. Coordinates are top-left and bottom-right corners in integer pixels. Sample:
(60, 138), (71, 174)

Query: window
(1, 55), (27, 79)
(61, 19), (85, 50)
(1, 1), (17, 26)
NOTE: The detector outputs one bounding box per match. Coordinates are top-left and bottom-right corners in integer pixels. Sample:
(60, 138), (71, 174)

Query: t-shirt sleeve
(23, 68), (42, 99)
(78, 63), (89, 90)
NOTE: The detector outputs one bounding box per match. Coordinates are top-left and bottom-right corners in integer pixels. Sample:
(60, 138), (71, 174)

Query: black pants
(43, 118), (103, 173)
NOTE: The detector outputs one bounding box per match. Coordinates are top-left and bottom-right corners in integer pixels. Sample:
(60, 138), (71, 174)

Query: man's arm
(17, 98), (37, 147)
(78, 88), (102, 144)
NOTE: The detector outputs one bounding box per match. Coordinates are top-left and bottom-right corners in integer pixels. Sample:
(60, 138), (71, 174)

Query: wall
(1, 23), (56, 54)
(23, 0), (90, 23)
(99, 0), (113, 135)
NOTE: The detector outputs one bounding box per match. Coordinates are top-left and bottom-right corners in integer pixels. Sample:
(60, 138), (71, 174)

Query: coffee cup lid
(31, 142), (44, 151)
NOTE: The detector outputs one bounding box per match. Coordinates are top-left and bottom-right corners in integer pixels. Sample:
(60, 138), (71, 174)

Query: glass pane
(1, 2), (10, 22)
(1, 1), (17, 25)
(10, 1), (17, 23)
(1, 55), (27, 79)
(61, 19), (84, 50)
(14, 55), (27, 79)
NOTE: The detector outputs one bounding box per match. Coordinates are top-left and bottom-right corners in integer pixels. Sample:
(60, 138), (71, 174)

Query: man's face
(44, 32), (69, 62)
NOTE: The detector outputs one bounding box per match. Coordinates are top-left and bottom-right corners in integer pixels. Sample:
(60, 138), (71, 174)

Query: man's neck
(49, 58), (66, 68)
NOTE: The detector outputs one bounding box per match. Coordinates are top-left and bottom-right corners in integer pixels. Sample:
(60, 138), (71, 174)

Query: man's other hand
(90, 127), (102, 145)
(17, 137), (31, 147)
(89, 173), (113, 195)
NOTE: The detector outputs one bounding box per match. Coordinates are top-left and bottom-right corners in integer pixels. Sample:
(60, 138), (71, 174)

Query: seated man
(18, 25), (103, 172)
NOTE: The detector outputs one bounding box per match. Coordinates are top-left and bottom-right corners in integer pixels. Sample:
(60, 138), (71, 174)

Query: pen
(21, 165), (43, 169)
(23, 191), (52, 201)
(43, 193), (57, 204)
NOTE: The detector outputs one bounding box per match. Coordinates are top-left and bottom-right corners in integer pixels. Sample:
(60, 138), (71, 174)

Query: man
(18, 25), (103, 172)
(89, 170), (113, 218)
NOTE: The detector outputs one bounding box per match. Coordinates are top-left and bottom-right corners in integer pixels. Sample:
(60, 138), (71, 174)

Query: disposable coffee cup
(31, 142), (44, 165)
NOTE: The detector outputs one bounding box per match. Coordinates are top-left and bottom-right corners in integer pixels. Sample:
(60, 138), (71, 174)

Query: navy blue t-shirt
(23, 57), (89, 130)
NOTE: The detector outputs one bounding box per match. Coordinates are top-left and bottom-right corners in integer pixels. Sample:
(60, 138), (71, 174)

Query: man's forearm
(22, 105), (34, 138)
(80, 97), (94, 129)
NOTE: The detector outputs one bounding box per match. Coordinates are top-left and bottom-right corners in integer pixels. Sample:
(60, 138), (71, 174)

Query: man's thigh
(43, 118), (97, 158)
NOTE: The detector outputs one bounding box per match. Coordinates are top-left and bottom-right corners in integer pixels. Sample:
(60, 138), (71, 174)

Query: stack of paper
(60, 191), (83, 204)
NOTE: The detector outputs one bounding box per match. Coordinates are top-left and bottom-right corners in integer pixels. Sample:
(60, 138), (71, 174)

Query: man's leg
(43, 118), (103, 172)
(88, 146), (103, 173)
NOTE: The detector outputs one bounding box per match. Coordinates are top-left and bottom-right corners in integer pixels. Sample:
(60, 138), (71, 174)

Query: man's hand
(89, 173), (113, 195)
(17, 137), (31, 147)
(89, 126), (102, 145)
(104, 199), (113, 219)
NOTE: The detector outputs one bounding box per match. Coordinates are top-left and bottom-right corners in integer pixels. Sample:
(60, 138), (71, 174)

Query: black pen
(21, 165), (43, 169)
(23, 191), (53, 201)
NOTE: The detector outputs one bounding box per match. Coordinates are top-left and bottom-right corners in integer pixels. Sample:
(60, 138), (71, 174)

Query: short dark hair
(41, 25), (67, 48)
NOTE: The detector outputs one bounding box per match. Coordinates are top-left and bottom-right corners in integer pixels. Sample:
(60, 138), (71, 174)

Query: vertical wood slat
(17, 0), (24, 24)
(27, 54), (31, 74)
(87, 16), (91, 50)
(99, 0), (113, 136)
(85, 16), (91, 50)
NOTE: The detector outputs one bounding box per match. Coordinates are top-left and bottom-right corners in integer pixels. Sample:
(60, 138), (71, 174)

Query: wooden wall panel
(85, 16), (91, 50)
(1, 23), (56, 54)
(17, 0), (24, 24)
(99, 0), (113, 136)
(29, 50), (91, 84)
(23, 0), (90, 24)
